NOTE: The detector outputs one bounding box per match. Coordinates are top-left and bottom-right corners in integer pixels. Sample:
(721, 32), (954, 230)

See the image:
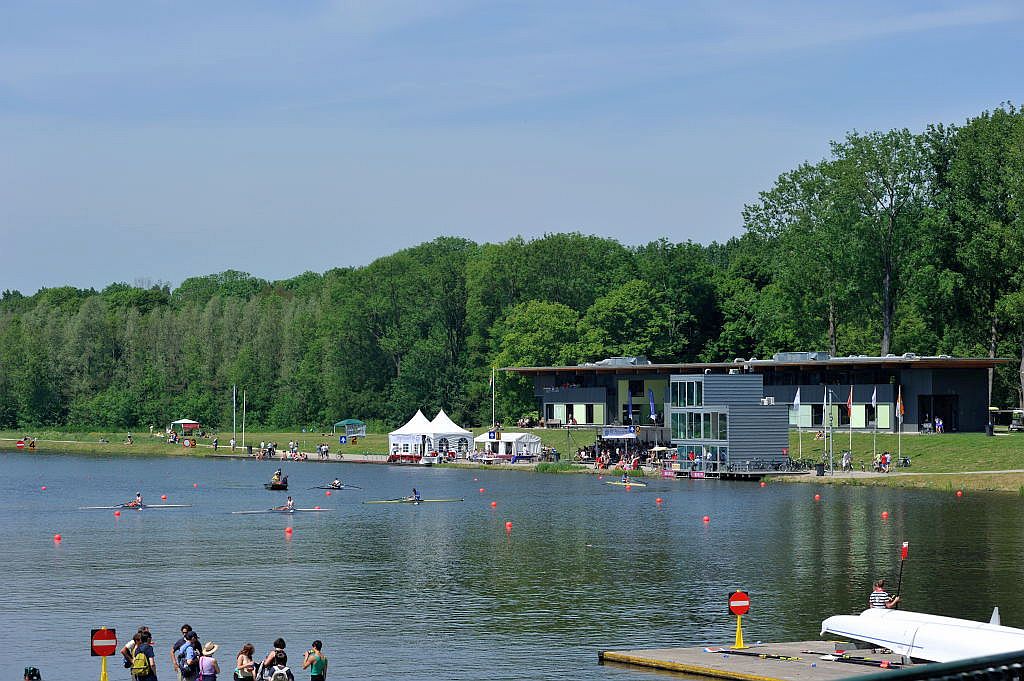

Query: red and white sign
(91, 628), (117, 656)
(728, 591), (750, 616)
(16, 439), (25, 449)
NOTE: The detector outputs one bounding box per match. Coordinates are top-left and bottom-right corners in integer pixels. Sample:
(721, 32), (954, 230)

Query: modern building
(505, 352), (1004, 435)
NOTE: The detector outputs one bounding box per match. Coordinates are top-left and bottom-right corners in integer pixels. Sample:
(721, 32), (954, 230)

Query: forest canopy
(2, 105), (1023, 429)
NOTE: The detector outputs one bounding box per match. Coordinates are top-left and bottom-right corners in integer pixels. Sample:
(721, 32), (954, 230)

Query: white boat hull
(821, 608), (1024, 663)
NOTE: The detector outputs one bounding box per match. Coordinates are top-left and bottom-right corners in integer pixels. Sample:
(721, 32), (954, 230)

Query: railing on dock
(854, 650), (1024, 681)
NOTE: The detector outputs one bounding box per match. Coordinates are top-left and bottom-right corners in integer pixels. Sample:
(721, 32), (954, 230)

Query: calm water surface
(3, 452), (1023, 679)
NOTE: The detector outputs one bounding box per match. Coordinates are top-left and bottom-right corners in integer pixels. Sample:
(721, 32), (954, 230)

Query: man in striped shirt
(869, 579), (900, 608)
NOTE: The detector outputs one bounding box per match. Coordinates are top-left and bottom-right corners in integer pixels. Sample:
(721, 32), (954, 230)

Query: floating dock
(599, 641), (912, 681)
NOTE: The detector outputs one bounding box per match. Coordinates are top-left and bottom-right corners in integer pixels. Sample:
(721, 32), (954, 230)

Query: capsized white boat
(821, 607), (1024, 663)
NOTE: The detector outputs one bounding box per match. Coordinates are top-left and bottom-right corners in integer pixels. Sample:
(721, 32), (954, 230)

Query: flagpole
(491, 367), (495, 427)
(849, 389), (853, 453)
(242, 389), (246, 449)
(232, 385), (237, 444)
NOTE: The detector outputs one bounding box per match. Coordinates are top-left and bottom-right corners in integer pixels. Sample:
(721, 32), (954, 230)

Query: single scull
(230, 508), (333, 515)
(79, 503), (193, 510)
(364, 498), (464, 504)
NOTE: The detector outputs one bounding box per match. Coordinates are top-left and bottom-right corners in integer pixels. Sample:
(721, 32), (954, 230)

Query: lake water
(3, 452), (1023, 679)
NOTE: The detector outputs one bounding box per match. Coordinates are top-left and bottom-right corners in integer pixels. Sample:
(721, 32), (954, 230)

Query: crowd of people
(118, 624), (327, 681)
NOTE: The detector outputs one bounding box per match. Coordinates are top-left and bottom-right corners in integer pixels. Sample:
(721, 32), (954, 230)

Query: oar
(709, 649), (801, 662)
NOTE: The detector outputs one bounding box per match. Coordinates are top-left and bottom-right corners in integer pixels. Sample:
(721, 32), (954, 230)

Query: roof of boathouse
(503, 352), (1007, 376)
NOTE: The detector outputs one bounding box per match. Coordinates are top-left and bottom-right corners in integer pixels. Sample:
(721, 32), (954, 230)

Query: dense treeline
(2, 105), (1023, 430)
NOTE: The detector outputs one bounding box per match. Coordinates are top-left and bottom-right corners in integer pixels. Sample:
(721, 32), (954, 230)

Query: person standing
(869, 579), (900, 609)
(177, 631), (201, 681)
(171, 624), (192, 681)
(132, 630), (158, 681)
(260, 639), (287, 675)
(302, 641), (327, 681)
(198, 642), (220, 681)
(234, 644), (256, 680)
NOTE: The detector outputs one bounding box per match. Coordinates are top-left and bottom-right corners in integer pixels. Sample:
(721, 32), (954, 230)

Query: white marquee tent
(473, 431), (542, 456)
(426, 409), (472, 454)
(388, 410), (432, 454)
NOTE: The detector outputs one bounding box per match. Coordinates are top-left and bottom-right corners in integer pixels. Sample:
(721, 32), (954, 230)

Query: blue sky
(3, 1), (1023, 293)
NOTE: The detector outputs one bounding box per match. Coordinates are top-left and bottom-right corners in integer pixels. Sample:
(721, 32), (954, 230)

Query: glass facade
(671, 380), (703, 407)
(671, 411), (727, 440)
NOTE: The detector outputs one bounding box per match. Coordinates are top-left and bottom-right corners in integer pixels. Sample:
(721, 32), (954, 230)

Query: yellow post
(734, 614), (746, 649)
(99, 655), (109, 681)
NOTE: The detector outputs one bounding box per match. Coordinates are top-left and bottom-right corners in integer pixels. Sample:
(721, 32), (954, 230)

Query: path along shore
(4, 435), (1022, 493)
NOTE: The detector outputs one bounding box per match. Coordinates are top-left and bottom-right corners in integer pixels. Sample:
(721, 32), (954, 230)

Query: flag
(900, 541), (909, 560)
(871, 386), (877, 409)
(628, 391), (634, 424)
(847, 386), (853, 415)
(489, 367), (495, 388)
(793, 387), (801, 412)
(897, 386), (905, 421)
(648, 389), (657, 421)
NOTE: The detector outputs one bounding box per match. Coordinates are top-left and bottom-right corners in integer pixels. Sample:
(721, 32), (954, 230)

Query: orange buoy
(490, 501), (497, 508)
(161, 494), (167, 500)
(655, 497), (663, 504)
(702, 515), (710, 523)
(114, 511), (121, 517)
(814, 494), (821, 501)
(53, 534), (62, 542)
(881, 511), (889, 519)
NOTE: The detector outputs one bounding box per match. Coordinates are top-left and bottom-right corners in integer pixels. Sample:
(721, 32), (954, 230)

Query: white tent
(474, 431), (542, 456)
(426, 410), (472, 454)
(388, 410), (432, 454)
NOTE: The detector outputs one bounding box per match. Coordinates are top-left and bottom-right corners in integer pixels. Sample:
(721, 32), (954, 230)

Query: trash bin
(985, 423), (995, 437)
(247, 444), (253, 455)
(814, 463), (825, 476)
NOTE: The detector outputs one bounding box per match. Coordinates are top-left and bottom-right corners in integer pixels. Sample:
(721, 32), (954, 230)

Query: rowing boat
(605, 480), (648, 487)
(264, 482), (288, 491)
(311, 484), (361, 490)
(230, 508), (332, 515)
(78, 503), (193, 510)
(363, 498), (464, 504)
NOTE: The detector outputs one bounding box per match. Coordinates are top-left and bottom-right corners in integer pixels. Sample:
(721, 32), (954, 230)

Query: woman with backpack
(131, 631), (158, 681)
(262, 651), (294, 681)
(198, 642), (220, 681)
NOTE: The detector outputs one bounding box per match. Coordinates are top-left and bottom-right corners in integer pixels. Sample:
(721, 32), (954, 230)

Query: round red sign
(728, 590), (750, 616)
(91, 628), (117, 656)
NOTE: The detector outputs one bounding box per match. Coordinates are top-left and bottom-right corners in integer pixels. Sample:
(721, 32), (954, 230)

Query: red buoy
(881, 511), (889, 520)
(53, 534), (62, 542)
(40, 486), (47, 491)
(114, 511), (121, 517)
(479, 488), (485, 493)
(284, 527), (293, 535)
(625, 484), (632, 490)
(759, 481), (766, 488)
(702, 515), (710, 523)
(490, 501), (497, 508)
(193, 483), (198, 488)
(655, 497), (663, 504)
(325, 490), (332, 496)
(956, 490), (964, 498)
(504, 521), (513, 533)
(814, 494), (821, 501)
(161, 494), (167, 500)
(314, 505), (321, 510)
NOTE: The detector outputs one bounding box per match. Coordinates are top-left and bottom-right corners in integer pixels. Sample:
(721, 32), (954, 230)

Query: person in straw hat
(198, 641), (220, 681)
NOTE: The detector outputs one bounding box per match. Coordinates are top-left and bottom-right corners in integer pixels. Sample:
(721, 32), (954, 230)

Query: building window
(545, 404), (554, 422)
(672, 380), (704, 407)
(586, 404), (595, 424)
(629, 380), (644, 396)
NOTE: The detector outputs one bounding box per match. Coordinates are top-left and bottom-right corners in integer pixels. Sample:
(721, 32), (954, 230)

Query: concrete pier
(599, 641), (911, 681)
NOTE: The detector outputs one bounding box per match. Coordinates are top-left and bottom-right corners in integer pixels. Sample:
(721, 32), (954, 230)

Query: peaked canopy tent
(426, 410), (473, 454)
(388, 410), (433, 454)
(474, 432), (542, 456)
(170, 418), (201, 433)
(333, 418), (367, 437)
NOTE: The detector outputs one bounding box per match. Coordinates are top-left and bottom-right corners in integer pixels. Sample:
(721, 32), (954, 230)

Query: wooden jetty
(599, 641), (913, 681)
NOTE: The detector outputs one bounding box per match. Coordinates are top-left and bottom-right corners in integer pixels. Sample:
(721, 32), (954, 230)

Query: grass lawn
(787, 430), (1024, 473)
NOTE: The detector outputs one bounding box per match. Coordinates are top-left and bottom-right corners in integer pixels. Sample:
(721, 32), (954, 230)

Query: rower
(412, 488), (422, 502)
(275, 496), (295, 511)
(621, 473), (629, 484)
(126, 492), (143, 508)
(331, 478), (342, 489)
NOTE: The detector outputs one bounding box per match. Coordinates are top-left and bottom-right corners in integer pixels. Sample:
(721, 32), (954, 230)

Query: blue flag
(648, 389), (657, 421)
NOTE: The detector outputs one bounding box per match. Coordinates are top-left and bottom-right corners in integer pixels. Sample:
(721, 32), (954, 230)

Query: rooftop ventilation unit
(903, 353), (917, 359)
